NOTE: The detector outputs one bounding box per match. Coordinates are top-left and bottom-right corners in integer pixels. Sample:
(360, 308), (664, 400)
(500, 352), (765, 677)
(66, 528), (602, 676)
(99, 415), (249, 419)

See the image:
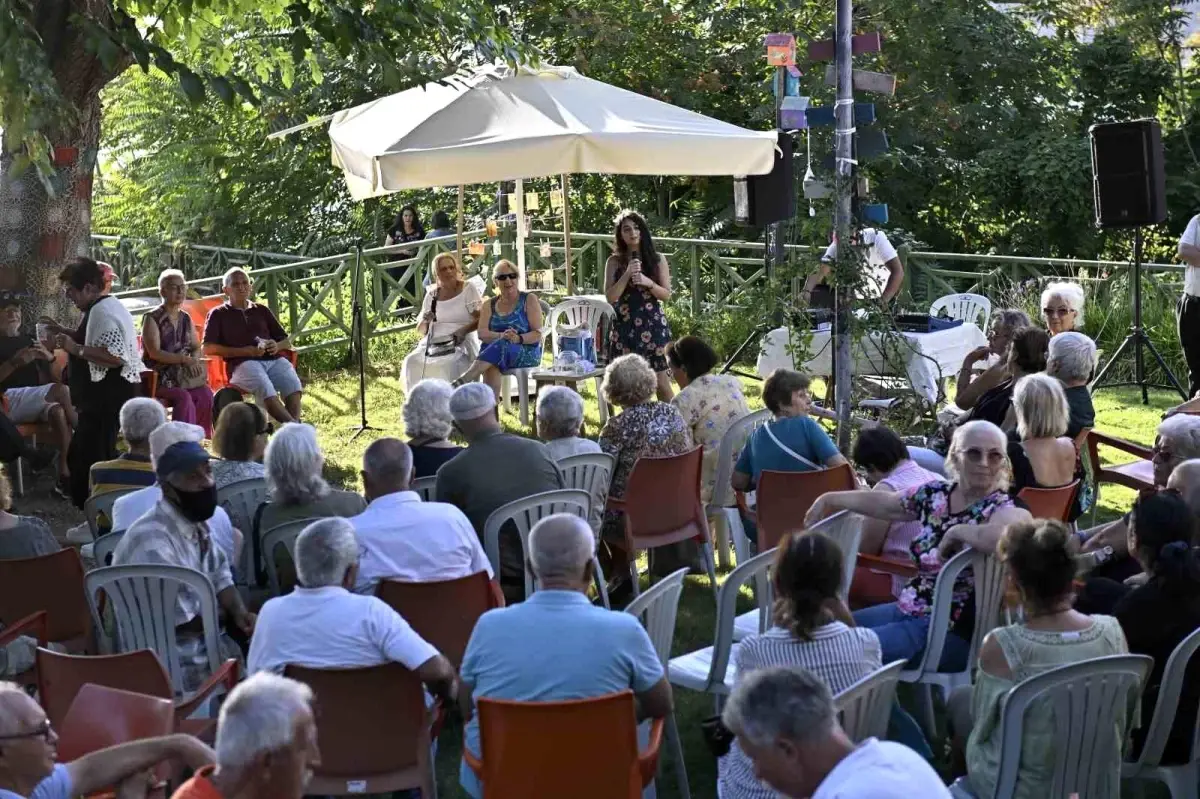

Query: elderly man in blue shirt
(457, 514), (673, 798)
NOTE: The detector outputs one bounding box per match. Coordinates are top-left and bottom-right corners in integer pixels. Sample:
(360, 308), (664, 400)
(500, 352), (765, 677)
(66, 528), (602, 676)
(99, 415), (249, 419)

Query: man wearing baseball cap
(113, 421), (255, 690)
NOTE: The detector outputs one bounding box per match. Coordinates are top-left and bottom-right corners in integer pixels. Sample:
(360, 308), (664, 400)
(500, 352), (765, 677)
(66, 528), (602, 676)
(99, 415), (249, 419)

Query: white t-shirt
(110, 485), (239, 566)
(1178, 214), (1200, 296)
(812, 739), (951, 799)
(821, 229), (899, 298)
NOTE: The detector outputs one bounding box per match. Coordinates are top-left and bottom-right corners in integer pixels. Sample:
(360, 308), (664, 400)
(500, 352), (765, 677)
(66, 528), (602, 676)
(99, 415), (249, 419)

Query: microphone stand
(348, 244), (380, 441)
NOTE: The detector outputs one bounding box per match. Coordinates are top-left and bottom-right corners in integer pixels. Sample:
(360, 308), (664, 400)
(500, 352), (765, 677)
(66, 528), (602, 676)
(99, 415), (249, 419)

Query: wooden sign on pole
(823, 65), (896, 96)
(807, 31), (881, 62)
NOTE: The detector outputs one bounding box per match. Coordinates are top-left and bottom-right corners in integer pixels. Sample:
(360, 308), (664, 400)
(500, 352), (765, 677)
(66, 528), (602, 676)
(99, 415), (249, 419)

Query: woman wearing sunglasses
(454, 260), (543, 401)
(806, 421), (1031, 668)
(1040, 281), (1085, 337)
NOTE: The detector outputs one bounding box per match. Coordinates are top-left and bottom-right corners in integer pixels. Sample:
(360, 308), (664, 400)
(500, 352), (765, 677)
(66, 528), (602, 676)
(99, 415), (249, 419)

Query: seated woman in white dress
(402, 253), (483, 391)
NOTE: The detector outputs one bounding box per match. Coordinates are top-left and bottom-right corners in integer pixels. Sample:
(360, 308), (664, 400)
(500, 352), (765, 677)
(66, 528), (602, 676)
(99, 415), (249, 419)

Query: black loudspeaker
(1089, 118), (1167, 228)
(734, 132), (794, 226)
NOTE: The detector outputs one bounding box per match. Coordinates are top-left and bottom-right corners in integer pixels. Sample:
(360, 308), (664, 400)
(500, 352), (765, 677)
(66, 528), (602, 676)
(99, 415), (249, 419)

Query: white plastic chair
(260, 517), (323, 596)
(1122, 627), (1200, 798)
(499, 298), (553, 427)
(835, 659), (906, 743)
(557, 452), (615, 534)
(625, 568), (690, 799)
(84, 488), (139, 540)
(411, 475), (437, 502)
(901, 547), (1009, 738)
(84, 564), (225, 698)
(732, 510), (864, 642)
(930, 292), (992, 330)
(547, 297), (616, 423)
(949, 654), (1152, 799)
(90, 530), (126, 569)
(482, 488), (610, 609)
(667, 547), (777, 711)
(217, 478), (268, 586)
(706, 409), (771, 568)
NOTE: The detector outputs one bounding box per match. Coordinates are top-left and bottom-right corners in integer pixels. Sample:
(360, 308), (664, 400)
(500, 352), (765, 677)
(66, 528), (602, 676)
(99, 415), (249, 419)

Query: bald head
(1168, 459), (1200, 514)
(361, 437), (413, 500)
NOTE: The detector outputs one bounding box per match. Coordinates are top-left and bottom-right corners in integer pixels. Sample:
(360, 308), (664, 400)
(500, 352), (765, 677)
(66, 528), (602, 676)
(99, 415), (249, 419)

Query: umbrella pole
(514, 178), (527, 290)
(456, 184), (465, 266)
(561, 173), (573, 295)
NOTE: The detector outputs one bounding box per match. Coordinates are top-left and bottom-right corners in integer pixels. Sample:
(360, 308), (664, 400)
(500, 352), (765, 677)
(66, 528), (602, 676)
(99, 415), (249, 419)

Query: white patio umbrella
(324, 62), (778, 290)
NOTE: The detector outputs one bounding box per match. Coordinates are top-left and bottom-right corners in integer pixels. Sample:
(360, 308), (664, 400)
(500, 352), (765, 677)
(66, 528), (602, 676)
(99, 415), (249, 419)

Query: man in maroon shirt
(203, 268), (302, 423)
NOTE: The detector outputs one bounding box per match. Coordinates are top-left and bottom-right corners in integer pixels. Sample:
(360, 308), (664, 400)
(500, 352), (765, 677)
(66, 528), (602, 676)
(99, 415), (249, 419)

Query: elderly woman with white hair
(1041, 281), (1085, 337)
(955, 308), (1031, 411)
(403, 378), (463, 478)
(1046, 330), (1097, 437)
(1007, 374), (1083, 518)
(537, 386), (601, 461)
(807, 421), (1031, 668)
(141, 268), (214, 436)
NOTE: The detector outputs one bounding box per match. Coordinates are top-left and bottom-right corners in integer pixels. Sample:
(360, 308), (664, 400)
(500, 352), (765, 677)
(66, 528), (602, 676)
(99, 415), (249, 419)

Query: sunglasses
(962, 447), (1005, 465)
(1043, 307), (1074, 317)
(0, 720), (53, 741)
(494, 273), (518, 282)
(1151, 445), (1178, 463)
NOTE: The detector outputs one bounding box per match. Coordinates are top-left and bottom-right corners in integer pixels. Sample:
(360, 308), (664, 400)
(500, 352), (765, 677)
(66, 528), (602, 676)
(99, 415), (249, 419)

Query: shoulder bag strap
(762, 422), (821, 470)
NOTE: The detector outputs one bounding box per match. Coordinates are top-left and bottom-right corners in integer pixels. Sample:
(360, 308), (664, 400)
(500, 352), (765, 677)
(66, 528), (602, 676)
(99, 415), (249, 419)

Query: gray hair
(264, 423), (331, 505)
(214, 673), (313, 769)
(722, 666), (836, 748)
(602, 354), (657, 408)
(157, 269), (186, 290)
(1047, 331), (1097, 384)
(528, 514), (595, 582)
(120, 397), (169, 446)
(294, 518), (359, 588)
(946, 420), (1010, 490)
(362, 438), (413, 487)
(537, 386), (585, 440)
(1167, 459), (1200, 514)
(992, 308), (1031, 335)
(1158, 415), (1200, 461)
(222, 266), (250, 289)
(403, 379), (454, 440)
(1041, 281), (1086, 326)
(1013, 374), (1069, 440)
(0, 681), (31, 736)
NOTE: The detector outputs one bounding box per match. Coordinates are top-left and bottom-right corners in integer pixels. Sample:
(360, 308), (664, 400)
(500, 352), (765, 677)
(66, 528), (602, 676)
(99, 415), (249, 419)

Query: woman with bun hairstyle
(717, 530), (881, 799)
(955, 520), (1129, 799)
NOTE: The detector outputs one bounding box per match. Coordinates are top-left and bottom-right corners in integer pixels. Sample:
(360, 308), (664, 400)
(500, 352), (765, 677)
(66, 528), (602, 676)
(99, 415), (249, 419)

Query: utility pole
(832, 0), (855, 451)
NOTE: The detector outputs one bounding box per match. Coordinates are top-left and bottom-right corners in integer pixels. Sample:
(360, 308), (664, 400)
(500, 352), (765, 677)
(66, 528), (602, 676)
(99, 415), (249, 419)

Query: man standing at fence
(203, 267), (303, 423)
(1177, 213), (1200, 400)
(800, 228), (904, 308)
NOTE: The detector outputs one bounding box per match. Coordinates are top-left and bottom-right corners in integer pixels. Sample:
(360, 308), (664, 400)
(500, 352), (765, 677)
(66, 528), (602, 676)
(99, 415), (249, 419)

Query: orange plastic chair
(284, 663), (436, 796)
(0, 611), (47, 687)
(605, 447), (717, 596)
(464, 691), (664, 798)
(55, 684), (175, 791)
(0, 549), (92, 651)
(1017, 480), (1080, 522)
(375, 571), (504, 669)
(36, 647), (237, 742)
(750, 463), (858, 550)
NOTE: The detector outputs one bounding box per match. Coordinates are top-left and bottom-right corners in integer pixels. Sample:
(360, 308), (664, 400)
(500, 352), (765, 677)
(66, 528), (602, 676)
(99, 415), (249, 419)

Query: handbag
(176, 358), (209, 390)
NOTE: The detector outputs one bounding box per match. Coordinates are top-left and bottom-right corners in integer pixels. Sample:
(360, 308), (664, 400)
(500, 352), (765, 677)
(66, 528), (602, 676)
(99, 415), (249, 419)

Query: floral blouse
(671, 373), (750, 504)
(598, 402), (693, 536)
(895, 482), (1016, 624)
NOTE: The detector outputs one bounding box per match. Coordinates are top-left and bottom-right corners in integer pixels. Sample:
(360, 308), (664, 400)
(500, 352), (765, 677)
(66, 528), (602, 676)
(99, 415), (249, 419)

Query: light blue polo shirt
(458, 590), (664, 797)
(0, 764), (72, 799)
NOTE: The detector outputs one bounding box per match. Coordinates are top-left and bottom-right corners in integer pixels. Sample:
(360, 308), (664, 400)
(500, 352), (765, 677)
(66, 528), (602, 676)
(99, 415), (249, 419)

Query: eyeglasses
(1043, 307), (1073, 317)
(494, 273), (518, 282)
(0, 720), (53, 741)
(962, 447), (1005, 465)
(1152, 445), (1178, 463)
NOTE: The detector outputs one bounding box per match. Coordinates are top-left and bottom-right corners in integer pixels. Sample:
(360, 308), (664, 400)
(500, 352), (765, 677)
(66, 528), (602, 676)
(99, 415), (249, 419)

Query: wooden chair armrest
(856, 553), (918, 579)
(1088, 431), (1152, 462)
(0, 611), (48, 648)
(175, 658), (239, 719)
(488, 578), (507, 608)
(638, 716), (666, 786)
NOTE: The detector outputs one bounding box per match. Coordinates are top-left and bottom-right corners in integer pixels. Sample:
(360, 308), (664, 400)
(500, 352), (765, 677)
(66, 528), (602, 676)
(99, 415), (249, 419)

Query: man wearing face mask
(113, 421), (256, 692)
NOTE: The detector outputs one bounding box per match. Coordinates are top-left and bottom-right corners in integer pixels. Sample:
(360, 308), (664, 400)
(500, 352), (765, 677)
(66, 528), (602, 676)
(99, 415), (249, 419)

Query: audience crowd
(5, 266), (1200, 799)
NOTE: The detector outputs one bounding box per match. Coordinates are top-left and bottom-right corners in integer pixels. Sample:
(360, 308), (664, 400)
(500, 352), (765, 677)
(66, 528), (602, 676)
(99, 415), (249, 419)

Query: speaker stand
(1090, 227), (1187, 404)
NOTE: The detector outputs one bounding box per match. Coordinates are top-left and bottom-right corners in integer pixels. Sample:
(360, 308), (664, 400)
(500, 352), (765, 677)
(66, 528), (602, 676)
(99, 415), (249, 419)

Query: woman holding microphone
(605, 210), (674, 401)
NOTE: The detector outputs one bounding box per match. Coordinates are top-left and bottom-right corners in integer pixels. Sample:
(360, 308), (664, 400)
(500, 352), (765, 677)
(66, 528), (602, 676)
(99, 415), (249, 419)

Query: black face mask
(169, 483), (218, 523)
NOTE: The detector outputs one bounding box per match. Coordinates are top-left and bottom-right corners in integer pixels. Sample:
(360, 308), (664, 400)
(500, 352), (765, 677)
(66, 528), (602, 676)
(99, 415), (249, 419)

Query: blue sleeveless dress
(477, 292), (543, 370)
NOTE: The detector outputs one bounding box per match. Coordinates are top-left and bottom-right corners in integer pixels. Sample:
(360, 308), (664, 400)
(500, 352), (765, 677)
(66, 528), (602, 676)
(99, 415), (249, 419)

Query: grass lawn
(297, 362), (1172, 799)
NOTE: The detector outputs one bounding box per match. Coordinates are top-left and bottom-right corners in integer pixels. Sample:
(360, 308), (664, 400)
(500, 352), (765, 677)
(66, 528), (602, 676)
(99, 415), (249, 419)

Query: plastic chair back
(989, 655), (1152, 799)
(557, 452), (615, 530)
(85, 564), (222, 697)
(375, 571), (497, 669)
(85, 488), (139, 539)
(56, 683), (175, 765)
(756, 463), (858, 550)
(1126, 626), (1200, 770)
(0, 548), (91, 646)
(181, 296), (228, 390)
(217, 478), (267, 583)
(707, 409), (771, 511)
(284, 662), (434, 796)
(36, 647), (173, 731)
(703, 547), (777, 690)
(410, 475), (437, 502)
(471, 691), (646, 798)
(929, 293), (992, 329)
(482, 489), (591, 599)
(92, 530), (126, 568)
(624, 568), (688, 666)
(809, 510), (866, 603)
(1017, 481), (1079, 522)
(835, 660), (906, 743)
(260, 517), (322, 596)
(621, 447), (709, 551)
(548, 297), (614, 357)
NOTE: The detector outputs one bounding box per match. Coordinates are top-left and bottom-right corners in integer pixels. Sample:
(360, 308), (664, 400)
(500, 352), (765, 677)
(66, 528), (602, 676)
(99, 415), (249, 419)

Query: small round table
(530, 367), (610, 432)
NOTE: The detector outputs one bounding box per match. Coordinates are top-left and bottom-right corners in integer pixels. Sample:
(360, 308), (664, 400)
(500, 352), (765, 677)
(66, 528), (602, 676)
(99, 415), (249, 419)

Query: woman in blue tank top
(453, 259), (543, 400)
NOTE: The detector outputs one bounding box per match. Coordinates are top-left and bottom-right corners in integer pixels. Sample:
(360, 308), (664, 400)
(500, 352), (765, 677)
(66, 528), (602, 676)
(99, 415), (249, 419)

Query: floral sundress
(609, 261), (672, 371)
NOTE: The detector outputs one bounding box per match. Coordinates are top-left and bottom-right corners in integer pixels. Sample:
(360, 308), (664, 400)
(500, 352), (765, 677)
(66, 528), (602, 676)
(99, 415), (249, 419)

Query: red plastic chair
(750, 463), (859, 550)
(605, 447), (717, 598)
(375, 572), (504, 669)
(55, 684), (176, 791)
(0, 549), (92, 652)
(1017, 480), (1080, 523)
(0, 611), (47, 687)
(36, 647), (237, 742)
(464, 691), (664, 799)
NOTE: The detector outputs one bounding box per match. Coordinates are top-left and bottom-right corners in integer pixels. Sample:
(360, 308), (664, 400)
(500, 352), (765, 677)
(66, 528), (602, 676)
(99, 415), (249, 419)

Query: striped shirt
(719, 623), (882, 799)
